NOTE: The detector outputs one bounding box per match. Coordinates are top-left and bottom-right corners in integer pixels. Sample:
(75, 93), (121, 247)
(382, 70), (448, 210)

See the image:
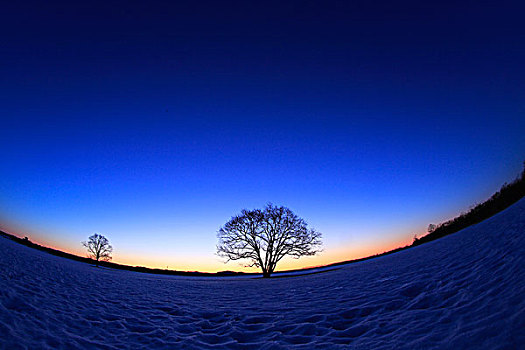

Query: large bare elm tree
(82, 233), (113, 266)
(217, 204), (322, 277)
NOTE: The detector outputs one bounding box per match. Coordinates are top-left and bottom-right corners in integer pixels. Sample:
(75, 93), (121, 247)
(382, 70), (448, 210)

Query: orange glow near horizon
(0, 219), (415, 274)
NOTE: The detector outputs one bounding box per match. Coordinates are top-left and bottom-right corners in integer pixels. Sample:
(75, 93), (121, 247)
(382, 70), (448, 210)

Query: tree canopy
(217, 204), (322, 277)
(82, 233), (113, 266)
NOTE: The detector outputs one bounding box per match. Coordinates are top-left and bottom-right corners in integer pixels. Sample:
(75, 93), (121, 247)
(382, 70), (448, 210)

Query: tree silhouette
(217, 204), (322, 277)
(82, 233), (113, 266)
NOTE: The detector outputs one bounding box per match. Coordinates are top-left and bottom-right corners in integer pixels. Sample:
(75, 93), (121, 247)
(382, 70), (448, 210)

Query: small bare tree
(217, 204), (322, 277)
(82, 233), (113, 266)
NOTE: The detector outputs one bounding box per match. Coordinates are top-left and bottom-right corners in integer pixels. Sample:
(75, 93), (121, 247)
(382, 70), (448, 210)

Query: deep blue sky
(1, 1), (524, 271)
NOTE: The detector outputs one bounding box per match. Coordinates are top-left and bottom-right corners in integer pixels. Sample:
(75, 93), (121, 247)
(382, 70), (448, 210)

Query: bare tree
(217, 204), (322, 277)
(82, 233), (113, 266)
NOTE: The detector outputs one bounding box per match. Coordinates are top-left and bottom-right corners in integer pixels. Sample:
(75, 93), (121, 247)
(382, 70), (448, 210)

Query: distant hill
(413, 164), (525, 246)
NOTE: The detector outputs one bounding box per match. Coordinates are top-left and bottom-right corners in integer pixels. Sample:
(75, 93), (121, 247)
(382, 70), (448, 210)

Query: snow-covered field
(1, 199), (524, 349)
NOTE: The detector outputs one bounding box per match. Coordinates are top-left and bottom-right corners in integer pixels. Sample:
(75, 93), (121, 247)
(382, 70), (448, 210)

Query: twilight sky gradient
(1, 1), (524, 272)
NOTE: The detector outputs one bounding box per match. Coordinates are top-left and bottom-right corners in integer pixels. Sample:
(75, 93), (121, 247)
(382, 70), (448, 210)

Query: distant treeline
(300, 163), (525, 269)
(0, 231), (250, 277)
(413, 164), (525, 246)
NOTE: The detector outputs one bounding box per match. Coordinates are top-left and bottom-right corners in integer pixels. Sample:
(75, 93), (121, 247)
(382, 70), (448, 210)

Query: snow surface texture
(1, 200), (524, 349)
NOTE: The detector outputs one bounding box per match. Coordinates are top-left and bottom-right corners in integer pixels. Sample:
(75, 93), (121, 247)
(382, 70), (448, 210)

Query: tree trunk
(262, 267), (271, 278)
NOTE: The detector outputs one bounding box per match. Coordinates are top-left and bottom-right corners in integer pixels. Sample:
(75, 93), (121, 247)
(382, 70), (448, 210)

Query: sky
(1, 1), (524, 272)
